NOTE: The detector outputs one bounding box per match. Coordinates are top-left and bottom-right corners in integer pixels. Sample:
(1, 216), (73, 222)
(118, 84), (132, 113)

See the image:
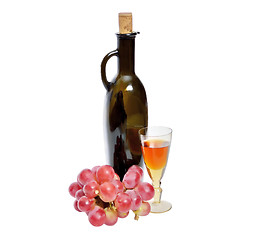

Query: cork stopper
(119, 12), (132, 34)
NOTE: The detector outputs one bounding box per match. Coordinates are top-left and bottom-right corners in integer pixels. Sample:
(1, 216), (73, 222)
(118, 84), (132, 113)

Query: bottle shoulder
(108, 74), (147, 104)
(115, 73), (144, 89)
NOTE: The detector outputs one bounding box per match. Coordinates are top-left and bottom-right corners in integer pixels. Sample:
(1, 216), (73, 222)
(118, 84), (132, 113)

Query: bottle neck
(117, 34), (136, 74)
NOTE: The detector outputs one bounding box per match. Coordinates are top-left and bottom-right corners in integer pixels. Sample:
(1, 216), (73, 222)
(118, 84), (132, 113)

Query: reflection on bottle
(126, 126), (142, 159)
(109, 91), (127, 131)
(113, 135), (127, 180)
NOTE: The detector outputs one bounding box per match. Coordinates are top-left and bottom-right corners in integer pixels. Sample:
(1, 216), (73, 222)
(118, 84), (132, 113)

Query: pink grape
(78, 196), (95, 213)
(117, 211), (129, 218)
(88, 206), (106, 227)
(123, 170), (141, 189)
(136, 182), (155, 201)
(69, 182), (82, 197)
(73, 200), (81, 212)
(114, 192), (132, 213)
(104, 207), (118, 226)
(83, 181), (99, 198)
(96, 165), (115, 184)
(111, 179), (124, 193)
(126, 189), (142, 211)
(99, 182), (117, 202)
(77, 169), (94, 186)
(91, 166), (100, 179)
(134, 201), (151, 216)
(75, 189), (85, 200)
(91, 165), (100, 174)
(128, 165), (144, 178)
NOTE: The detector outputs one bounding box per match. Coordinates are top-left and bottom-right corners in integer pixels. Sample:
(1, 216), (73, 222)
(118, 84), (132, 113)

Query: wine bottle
(101, 13), (148, 180)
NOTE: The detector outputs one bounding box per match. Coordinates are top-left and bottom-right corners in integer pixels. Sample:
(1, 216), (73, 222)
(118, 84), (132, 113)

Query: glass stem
(153, 180), (162, 203)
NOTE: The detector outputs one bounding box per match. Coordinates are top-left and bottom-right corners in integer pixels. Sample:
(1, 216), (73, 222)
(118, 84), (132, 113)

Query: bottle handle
(101, 49), (119, 91)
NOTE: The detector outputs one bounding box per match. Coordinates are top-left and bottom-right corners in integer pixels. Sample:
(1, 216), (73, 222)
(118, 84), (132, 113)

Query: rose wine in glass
(139, 127), (172, 213)
(143, 140), (169, 186)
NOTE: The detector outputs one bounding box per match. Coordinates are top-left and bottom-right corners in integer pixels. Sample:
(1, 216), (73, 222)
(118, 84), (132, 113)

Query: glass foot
(150, 201), (172, 213)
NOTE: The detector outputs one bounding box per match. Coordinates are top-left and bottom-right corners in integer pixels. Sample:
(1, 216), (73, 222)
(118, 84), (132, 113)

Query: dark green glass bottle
(101, 14), (148, 180)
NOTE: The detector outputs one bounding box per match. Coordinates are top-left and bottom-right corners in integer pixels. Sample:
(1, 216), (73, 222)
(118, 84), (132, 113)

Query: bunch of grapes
(68, 165), (154, 227)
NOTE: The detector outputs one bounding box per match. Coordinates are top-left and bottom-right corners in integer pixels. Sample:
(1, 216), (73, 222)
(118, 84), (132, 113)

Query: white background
(0, 0), (253, 239)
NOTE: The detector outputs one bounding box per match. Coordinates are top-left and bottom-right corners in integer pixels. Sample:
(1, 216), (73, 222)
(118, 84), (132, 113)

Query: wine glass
(139, 126), (172, 213)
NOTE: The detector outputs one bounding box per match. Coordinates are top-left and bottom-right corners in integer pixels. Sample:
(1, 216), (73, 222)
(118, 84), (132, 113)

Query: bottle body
(104, 74), (148, 179)
(101, 33), (148, 179)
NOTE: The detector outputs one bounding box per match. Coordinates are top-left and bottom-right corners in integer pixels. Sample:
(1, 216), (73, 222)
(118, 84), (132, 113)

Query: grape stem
(134, 214), (139, 220)
(109, 202), (115, 209)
